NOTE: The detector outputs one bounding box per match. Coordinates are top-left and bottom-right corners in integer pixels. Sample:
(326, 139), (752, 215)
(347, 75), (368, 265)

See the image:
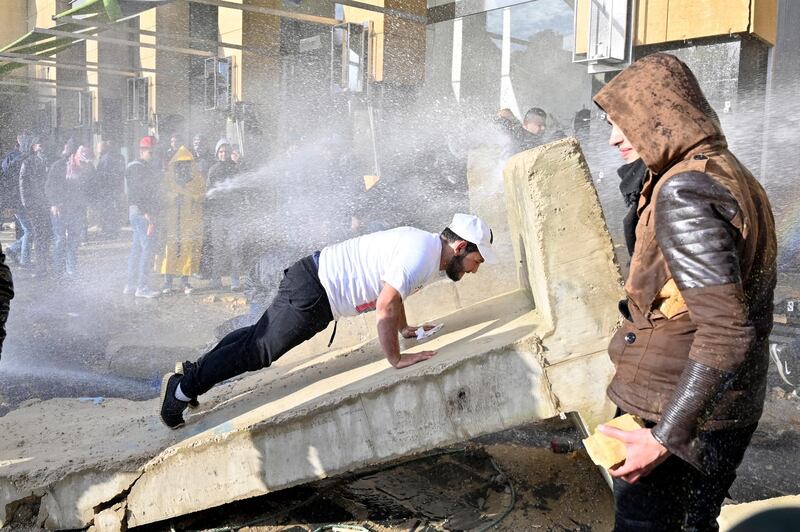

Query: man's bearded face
(445, 252), (467, 282)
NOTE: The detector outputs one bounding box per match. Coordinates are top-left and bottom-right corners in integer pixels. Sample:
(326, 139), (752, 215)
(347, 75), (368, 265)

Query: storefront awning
(0, 0), (172, 78)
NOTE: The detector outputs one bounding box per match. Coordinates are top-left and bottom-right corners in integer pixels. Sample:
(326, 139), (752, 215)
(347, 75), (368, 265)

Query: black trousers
(613, 421), (757, 532)
(180, 253), (333, 398)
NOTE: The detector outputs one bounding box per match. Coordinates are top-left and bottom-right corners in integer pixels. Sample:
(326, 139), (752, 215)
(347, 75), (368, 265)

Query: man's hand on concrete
(400, 324), (437, 339)
(394, 350), (437, 369)
(598, 425), (671, 484)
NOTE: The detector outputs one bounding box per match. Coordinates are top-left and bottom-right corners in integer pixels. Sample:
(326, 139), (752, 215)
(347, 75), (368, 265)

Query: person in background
(495, 106), (565, 153)
(18, 135), (51, 275)
(572, 107), (592, 142)
(1, 140), (21, 225)
(46, 142), (91, 277)
(193, 133), (214, 278)
(124, 136), (161, 298)
(44, 138), (78, 252)
(4, 133), (36, 267)
(206, 138), (242, 291)
(0, 142), (20, 239)
(94, 140), (127, 240)
(0, 248), (13, 360)
(158, 146), (205, 295)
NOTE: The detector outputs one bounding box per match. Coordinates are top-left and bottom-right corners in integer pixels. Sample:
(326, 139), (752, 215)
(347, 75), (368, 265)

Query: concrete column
(382, 0), (426, 87)
(97, 21), (135, 145)
(55, 1), (89, 145)
(155, 2), (192, 140)
(240, 0), (282, 161)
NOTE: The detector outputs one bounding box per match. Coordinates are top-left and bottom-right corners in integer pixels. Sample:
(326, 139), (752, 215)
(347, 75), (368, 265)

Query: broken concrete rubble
(1, 138), (624, 529)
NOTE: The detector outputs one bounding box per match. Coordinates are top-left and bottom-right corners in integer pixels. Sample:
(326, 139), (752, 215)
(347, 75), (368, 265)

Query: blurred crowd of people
(0, 131), (248, 299)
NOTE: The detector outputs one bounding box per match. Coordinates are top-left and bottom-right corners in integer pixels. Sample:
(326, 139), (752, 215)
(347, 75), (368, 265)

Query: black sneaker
(159, 372), (189, 429)
(173, 362), (200, 408)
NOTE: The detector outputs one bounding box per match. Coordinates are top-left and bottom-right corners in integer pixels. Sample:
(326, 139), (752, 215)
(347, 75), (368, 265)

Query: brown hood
(593, 53), (726, 174)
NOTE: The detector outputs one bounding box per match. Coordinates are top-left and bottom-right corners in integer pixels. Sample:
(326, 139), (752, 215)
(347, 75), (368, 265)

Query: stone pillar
(97, 22), (135, 145)
(155, 2), (194, 141)
(55, 1), (89, 146)
(241, 0), (282, 162)
(382, 0), (426, 88)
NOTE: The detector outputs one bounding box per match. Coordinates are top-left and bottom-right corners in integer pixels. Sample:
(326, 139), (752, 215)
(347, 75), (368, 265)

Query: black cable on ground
(475, 456), (517, 532)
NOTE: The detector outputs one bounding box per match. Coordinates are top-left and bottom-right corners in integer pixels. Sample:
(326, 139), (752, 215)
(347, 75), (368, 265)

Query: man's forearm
(397, 301), (409, 332)
(376, 307), (402, 367)
(651, 359), (733, 471)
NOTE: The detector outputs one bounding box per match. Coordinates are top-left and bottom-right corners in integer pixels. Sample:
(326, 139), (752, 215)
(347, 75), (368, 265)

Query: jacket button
(624, 332), (636, 344)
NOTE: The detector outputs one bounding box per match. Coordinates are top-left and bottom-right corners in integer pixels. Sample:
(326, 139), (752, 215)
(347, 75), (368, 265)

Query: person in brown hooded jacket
(592, 53), (776, 530)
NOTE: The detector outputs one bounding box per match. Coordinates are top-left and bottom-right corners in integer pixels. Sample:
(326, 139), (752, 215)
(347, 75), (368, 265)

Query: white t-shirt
(318, 227), (443, 319)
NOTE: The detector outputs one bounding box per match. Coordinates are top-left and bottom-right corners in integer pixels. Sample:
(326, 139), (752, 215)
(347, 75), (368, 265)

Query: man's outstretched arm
(376, 282), (436, 369)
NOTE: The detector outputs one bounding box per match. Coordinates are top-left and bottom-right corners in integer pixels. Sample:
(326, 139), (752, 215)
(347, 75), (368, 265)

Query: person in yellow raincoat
(157, 146), (205, 294)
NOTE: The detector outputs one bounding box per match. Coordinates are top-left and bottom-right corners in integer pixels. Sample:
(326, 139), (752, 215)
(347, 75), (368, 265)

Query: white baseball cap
(448, 213), (496, 264)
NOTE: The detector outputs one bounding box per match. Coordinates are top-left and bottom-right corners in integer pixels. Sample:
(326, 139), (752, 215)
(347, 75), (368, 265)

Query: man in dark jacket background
(3, 133), (36, 266)
(45, 138), (82, 277)
(0, 249), (13, 360)
(18, 135), (51, 274)
(593, 53), (776, 531)
(1, 141), (21, 221)
(495, 107), (565, 153)
(206, 138), (242, 290)
(193, 133), (214, 278)
(95, 140), (127, 239)
(124, 136), (161, 298)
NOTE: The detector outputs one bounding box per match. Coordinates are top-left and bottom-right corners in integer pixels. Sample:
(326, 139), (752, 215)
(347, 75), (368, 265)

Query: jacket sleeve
(497, 115), (535, 147)
(650, 171), (753, 472)
(0, 252), (14, 359)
